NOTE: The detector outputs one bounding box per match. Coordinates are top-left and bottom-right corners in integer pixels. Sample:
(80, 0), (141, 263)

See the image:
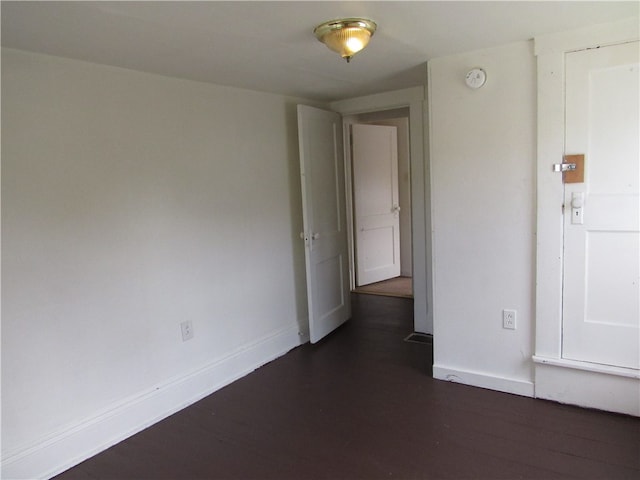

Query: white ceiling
(2, 1), (638, 102)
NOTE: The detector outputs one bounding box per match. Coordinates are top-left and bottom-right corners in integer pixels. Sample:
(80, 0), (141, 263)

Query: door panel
(297, 105), (350, 343)
(352, 124), (400, 286)
(562, 41), (639, 369)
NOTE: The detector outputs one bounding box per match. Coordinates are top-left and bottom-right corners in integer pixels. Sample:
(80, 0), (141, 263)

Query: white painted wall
(428, 41), (536, 396)
(1, 48), (315, 478)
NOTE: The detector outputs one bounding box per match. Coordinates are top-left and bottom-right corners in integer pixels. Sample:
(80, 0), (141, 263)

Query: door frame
(533, 18), (639, 415)
(330, 87), (432, 335)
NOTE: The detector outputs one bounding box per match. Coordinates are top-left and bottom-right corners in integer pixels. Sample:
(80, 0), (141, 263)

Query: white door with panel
(562, 41), (639, 369)
(352, 124), (401, 286)
(297, 105), (351, 344)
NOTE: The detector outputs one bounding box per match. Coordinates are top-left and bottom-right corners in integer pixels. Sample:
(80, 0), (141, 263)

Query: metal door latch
(554, 154), (585, 183)
(553, 163), (577, 172)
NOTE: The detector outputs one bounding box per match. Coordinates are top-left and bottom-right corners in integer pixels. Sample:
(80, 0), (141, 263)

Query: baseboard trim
(532, 355), (640, 379)
(433, 364), (534, 398)
(1, 324), (305, 480)
(534, 361), (640, 416)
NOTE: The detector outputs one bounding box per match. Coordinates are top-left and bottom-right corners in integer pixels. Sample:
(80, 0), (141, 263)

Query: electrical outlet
(181, 320), (194, 341)
(503, 309), (516, 330)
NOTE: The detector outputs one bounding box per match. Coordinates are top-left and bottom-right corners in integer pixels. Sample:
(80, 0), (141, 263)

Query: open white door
(352, 124), (401, 286)
(297, 105), (351, 343)
(562, 41), (639, 369)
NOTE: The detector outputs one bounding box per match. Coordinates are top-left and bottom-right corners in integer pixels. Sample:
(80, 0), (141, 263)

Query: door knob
(571, 192), (584, 208)
(571, 192), (585, 225)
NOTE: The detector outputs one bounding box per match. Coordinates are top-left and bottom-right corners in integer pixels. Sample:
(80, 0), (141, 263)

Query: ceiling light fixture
(314, 18), (377, 63)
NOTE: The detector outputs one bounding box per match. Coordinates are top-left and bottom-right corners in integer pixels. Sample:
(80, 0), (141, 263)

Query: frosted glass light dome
(314, 18), (377, 63)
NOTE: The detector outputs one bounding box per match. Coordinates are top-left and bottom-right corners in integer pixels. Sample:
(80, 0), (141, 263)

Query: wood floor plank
(55, 294), (640, 479)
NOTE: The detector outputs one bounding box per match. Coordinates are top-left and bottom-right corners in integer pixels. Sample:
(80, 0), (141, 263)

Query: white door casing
(297, 105), (351, 344)
(562, 41), (640, 369)
(330, 87), (431, 334)
(534, 19), (639, 416)
(352, 124), (401, 286)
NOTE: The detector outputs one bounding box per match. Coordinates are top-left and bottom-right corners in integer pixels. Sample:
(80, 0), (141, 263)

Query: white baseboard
(1, 324), (305, 480)
(433, 364), (535, 398)
(534, 360), (640, 416)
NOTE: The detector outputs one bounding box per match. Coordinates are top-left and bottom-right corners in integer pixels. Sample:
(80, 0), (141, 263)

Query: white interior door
(352, 124), (400, 286)
(297, 105), (351, 344)
(562, 41), (639, 369)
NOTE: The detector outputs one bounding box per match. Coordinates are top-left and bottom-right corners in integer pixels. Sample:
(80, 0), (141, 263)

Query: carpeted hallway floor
(353, 275), (412, 298)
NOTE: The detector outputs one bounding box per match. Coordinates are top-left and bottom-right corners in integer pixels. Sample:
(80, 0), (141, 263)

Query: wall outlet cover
(503, 309), (516, 330)
(181, 320), (194, 341)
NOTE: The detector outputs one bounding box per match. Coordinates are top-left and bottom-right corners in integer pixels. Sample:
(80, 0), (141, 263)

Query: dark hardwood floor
(56, 294), (639, 479)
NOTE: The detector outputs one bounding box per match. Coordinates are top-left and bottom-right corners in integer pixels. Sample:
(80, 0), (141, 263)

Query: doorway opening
(343, 107), (413, 299)
(330, 86), (431, 335)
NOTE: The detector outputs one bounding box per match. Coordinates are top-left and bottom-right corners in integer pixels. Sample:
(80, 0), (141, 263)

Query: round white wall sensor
(465, 68), (486, 89)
